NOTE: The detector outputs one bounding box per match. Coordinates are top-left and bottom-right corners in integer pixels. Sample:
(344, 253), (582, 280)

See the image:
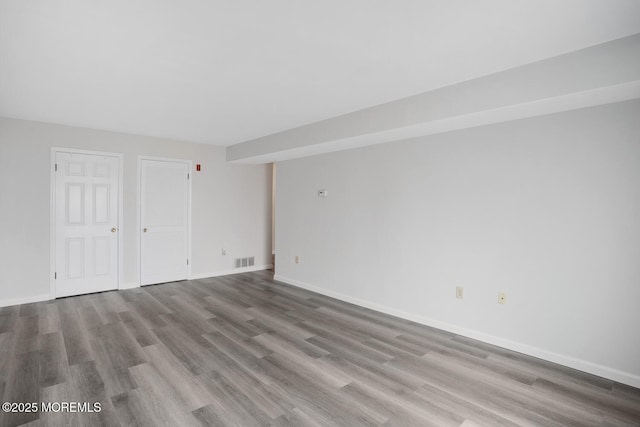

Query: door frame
(50, 147), (124, 299)
(137, 156), (192, 286)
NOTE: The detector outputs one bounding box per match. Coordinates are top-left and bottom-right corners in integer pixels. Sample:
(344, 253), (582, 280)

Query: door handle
(143, 228), (148, 233)
(111, 227), (117, 233)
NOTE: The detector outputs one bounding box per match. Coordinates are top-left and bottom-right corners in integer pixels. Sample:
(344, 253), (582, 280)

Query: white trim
(118, 282), (140, 290)
(50, 147), (124, 298)
(49, 151), (56, 299)
(0, 294), (51, 308)
(138, 156), (192, 286)
(274, 275), (640, 389)
(190, 265), (273, 280)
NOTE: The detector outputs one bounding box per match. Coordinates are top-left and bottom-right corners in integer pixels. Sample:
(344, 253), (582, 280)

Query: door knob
(111, 228), (117, 233)
(143, 228), (148, 233)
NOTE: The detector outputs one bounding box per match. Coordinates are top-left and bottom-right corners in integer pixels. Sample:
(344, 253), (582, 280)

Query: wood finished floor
(0, 271), (639, 427)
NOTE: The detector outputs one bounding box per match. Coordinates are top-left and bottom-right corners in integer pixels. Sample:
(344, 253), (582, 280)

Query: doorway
(51, 149), (122, 298)
(139, 157), (191, 285)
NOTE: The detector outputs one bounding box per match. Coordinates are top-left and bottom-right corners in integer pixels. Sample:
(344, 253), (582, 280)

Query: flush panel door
(140, 159), (189, 285)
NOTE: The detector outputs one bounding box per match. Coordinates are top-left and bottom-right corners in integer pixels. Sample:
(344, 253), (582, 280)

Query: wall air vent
(235, 256), (256, 268)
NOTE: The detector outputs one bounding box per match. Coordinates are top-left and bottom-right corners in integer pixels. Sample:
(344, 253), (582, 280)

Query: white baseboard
(274, 274), (640, 389)
(0, 293), (51, 308)
(119, 282), (140, 290)
(190, 265), (273, 280)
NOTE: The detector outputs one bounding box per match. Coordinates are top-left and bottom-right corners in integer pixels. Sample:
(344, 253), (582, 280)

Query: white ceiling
(1, 0), (640, 146)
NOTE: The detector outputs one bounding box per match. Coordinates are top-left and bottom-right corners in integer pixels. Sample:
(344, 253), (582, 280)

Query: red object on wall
(196, 164), (201, 171)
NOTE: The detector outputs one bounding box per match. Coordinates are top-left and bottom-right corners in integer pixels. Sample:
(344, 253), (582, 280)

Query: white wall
(275, 99), (640, 387)
(0, 117), (272, 305)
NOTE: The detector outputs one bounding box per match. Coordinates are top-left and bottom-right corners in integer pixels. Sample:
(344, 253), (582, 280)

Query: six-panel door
(55, 152), (119, 297)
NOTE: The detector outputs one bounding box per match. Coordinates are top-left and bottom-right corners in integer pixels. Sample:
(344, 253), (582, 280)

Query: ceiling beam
(227, 33), (640, 164)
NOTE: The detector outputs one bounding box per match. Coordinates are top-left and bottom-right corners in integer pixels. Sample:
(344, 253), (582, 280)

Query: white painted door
(140, 159), (190, 285)
(55, 152), (119, 297)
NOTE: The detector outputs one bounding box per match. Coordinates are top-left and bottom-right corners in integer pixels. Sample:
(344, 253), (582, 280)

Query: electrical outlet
(456, 286), (464, 299)
(295, 255), (300, 264)
(498, 292), (507, 304)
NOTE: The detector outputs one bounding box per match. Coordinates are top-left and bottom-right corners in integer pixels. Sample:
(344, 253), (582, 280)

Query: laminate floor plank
(37, 304), (61, 336)
(452, 334), (616, 391)
(200, 331), (279, 386)
(0, 271), (638, 427)
(315, 353), (419, 396)
(396, 332), (491, 360)
(303, 326), (395, 365)
(88, 294), (122, 327)
(245, 307), (315, 340)
(12, 316), (40, 356)
(207, 312), (267, 339)
(424, 350), (617, 424)
(303, 295), (422, 337)
(293, 306), (377, 342)
(269, 407), (323, 427)
(87, 323), (145, 398)
(253, 330), (330, 360)
(18, 303), (41, 319)
(1, 351), (41, 427)
(306, 335), (426, 391)
(532, 377), (640, 425)
(264, 349), (351, 391)
(57, 307), (94, 367)
(191, 404), (231, 427)
(196, 370), (267, 427)
(216, 358), (293, 419)
(0, 310), (19, 334)
(415, 382), (520, 427)
(142, 344), (212, 411)
(259, 355), (383, 427)
(126, 363), (201, 427)
(341, 381), (449, 427)
(38, 360), (120, 427)
(391, 352), (601, 426)
(116, 311), (159, 348)
(315, 306), (402, 341)
(203, 299), (256, 323)
(116, 291), (170, 330)
(417, 340), (538, 386)
(212, 322), (273, 358)
(39, 332), (68, 388)
(151, 324), (223, 376)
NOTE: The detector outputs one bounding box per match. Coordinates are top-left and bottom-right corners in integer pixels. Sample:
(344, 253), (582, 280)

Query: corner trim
(274, 274), (640, 389)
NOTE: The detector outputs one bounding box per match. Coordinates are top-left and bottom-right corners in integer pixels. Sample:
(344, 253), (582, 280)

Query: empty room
(1, 1), (639, 426)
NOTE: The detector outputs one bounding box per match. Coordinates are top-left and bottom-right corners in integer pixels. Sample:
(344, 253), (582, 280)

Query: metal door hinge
(187, 259), (189, 265)
(55, 163), (58, 172)
(54, 272), (57, 279)
(187, 173), (190, 180)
